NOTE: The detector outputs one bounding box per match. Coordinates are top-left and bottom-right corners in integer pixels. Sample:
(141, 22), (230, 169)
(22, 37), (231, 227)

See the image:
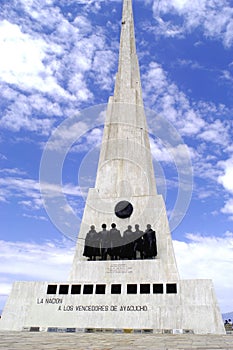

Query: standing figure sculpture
(143, 224), (157, 259)
(133, 224), (144, 259)
(109, 223), (122, 260)
(121, 225), (134, 259)
(83, 225), (99, 261)
(99, 224), (110, 260)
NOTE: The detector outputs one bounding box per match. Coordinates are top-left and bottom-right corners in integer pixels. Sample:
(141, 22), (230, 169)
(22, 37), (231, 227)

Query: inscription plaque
(106, 263), (133, 274)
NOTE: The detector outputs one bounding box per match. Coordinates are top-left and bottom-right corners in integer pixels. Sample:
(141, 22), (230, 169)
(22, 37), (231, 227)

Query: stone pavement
(0, 332), (233, 350)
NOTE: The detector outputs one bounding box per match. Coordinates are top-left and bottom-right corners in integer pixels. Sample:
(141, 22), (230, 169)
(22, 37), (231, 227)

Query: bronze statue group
(83, 223), (157, 261)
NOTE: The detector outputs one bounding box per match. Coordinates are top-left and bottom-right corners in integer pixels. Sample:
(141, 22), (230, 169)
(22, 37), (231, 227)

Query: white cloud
(22, 213), (48, 221)
(150, 138), (173, 163)
(150, 137), (195, 168)
(176, 59), (204, 70)
(198, 119), (230, 145)
(143, 62), (205, 136)
(68, 73), (93, 101)
(221, 69), (233, 83)
(221, 199), (233, 218)
(0, 20), (67, 95)
(174, 232), (233, 312)
(152, 0), (233, 47)
(0, 239), (73, 277)
(0, 177), (40, 207)
(44, 120), (89, 151)
(0, 239), (74, 310)
(142, 60), (232, 192)
(143, 62), (231, 144)
(0, 1), (116, 135)
(0, 168), (27, 176)
(218, 157), (233, 193)
(91, 50), (117, 90)
(142, 62), (233, 214)
(0, 176), (83, 211)
(0, 94), (55, 135)
(192, 157), (221, 182)
(71, 127), (103, 153)
(40, 182), (83, 198)
(0, 153), (7, 160)
(218, 156), (233, 218)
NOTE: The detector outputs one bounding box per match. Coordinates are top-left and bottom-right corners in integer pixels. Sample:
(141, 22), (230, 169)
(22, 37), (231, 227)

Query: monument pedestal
(0, 262), (224, 334)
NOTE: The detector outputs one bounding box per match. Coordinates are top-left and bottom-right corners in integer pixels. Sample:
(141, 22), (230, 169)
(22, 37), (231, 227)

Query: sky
(0, 0), (233, 314)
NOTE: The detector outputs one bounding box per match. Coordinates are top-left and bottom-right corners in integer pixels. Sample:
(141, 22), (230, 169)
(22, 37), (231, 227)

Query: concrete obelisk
(69, 0), (179, 280)
(0, 0), (225, 334)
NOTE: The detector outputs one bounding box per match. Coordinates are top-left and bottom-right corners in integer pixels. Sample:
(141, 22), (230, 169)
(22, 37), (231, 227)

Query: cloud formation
(151, 0), (233, 47)
(174, 231), (233, 312)
(0, 172), (82, 215)
(0, 238), (74, 311)
(0, 0), (117, 135)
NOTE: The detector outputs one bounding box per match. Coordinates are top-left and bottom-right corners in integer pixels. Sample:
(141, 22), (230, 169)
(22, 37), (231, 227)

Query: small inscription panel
(106, 263), (132, 274)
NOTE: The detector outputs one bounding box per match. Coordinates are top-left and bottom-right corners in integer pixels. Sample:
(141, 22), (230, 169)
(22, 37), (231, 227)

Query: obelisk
(69, 0), (179, 281)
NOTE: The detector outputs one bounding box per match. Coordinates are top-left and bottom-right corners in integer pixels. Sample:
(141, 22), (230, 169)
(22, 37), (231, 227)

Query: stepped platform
(0, 331), (232, 350)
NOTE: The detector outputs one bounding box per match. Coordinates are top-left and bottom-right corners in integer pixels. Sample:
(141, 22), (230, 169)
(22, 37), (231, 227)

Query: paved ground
(0, 332), (233, 350)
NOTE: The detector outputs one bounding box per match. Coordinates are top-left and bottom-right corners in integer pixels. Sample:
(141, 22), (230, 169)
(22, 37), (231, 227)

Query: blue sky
(0, 0), (233, 313)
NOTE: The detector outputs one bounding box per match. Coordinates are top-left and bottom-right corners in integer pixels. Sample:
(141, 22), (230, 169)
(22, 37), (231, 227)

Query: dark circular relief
(115, 201), (133, 219)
